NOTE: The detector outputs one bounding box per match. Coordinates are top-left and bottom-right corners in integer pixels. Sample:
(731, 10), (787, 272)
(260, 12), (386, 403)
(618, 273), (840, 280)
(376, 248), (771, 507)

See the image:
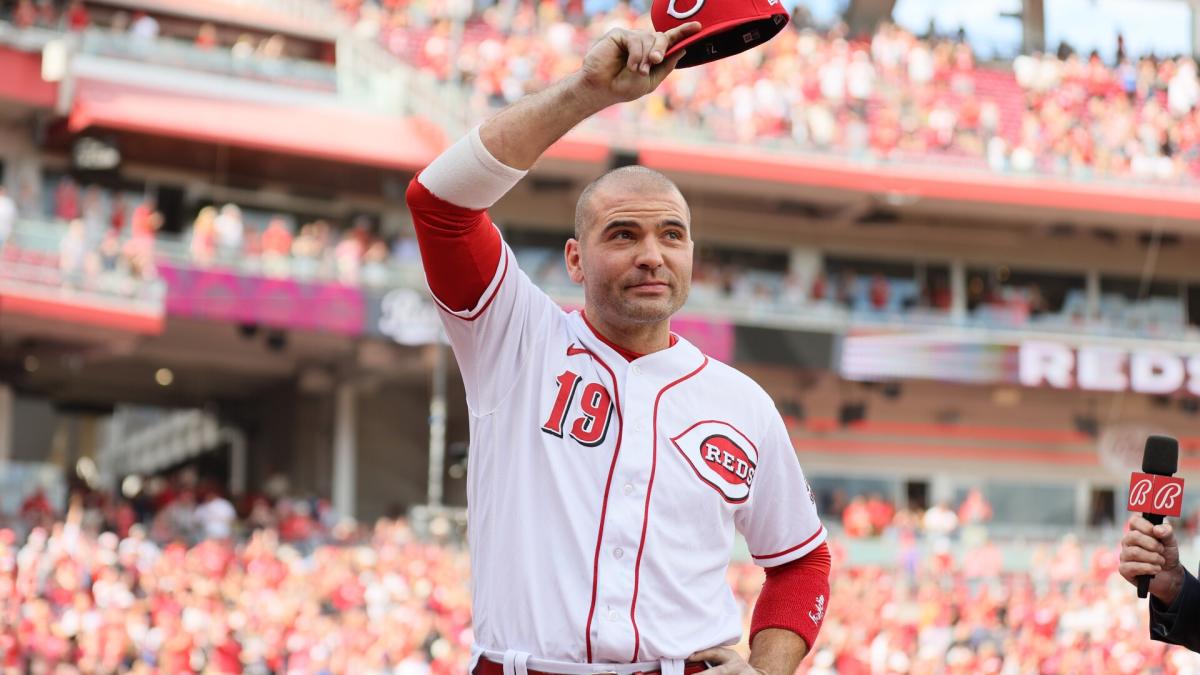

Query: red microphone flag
(1128, 472), (1186, 518)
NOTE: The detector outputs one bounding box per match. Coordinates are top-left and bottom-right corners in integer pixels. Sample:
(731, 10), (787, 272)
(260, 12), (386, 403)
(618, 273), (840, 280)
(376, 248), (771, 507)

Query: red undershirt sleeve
(405, 173), (503, 312)
(749, 541), (832, 653)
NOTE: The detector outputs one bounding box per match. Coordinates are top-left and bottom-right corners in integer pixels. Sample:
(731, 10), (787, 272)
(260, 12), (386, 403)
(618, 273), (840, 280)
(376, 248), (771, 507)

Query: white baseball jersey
(414, 129), (826, 671)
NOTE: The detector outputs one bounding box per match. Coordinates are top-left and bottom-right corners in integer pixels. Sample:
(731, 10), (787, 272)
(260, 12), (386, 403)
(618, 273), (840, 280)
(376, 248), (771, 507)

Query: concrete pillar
(1193, 1), (1200, 59)
(332, 382), (357, 521)
(950, 259), (967, 324)
(1023, 0), (1045, 54)
(788, 247), (822, 298)
(1075, 481), (1091, 529)
(1086, 270), (1101, 320)
(0, 385), (12, 464)
(427, 344), (447, 508)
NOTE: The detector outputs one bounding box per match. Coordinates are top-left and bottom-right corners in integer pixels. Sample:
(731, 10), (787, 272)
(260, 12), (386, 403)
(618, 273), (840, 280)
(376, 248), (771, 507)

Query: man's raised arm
(405, 22), (700, 313)
(479, 22), (700, 170)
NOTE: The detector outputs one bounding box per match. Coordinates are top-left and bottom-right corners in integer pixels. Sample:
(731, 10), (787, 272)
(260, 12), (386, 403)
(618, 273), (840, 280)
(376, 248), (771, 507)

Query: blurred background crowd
(4, 0), (1200, 673)
(2, 478), (1198, 674)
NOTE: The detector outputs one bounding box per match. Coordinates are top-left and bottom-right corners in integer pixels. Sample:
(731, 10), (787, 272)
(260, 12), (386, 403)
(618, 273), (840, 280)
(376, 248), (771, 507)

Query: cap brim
(664, 12), (789, 68)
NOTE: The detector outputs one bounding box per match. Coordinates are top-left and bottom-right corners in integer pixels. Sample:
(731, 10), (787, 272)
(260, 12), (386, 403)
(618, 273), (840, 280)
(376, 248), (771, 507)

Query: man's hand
(689, 647), (762, 675)
(1120, 515), (1185, 605)
(576, 23), (702, 107)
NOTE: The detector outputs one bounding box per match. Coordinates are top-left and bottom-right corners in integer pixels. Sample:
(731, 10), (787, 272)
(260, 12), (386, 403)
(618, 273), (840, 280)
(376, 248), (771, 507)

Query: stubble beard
(590, 279), (689, 326)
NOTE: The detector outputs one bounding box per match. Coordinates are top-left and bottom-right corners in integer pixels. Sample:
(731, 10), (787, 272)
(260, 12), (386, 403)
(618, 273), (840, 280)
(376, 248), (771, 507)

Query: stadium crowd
(337, 0), (1200, 185)
(2, 473), (1200, 674)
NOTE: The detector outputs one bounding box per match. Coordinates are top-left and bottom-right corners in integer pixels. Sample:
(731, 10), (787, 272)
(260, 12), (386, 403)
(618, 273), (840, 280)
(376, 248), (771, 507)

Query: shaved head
(574, 165), (689, 239)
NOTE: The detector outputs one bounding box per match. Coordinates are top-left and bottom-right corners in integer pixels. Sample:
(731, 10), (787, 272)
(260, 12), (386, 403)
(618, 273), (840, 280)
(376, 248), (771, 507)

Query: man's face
(566, 185), (692, 327)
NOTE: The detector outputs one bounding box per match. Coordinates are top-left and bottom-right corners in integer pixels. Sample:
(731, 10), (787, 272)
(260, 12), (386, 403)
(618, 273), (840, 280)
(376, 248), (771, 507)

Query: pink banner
(670, 314), (734, 363)
(158, 263), (364, 335)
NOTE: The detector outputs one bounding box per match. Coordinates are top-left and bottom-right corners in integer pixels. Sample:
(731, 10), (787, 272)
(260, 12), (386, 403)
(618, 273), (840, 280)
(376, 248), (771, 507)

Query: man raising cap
(406, 19), (830, 675)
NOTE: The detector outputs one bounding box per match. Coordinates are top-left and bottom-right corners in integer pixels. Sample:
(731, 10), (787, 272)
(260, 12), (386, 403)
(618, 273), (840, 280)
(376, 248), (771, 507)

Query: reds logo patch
(670, 421), (758, 503)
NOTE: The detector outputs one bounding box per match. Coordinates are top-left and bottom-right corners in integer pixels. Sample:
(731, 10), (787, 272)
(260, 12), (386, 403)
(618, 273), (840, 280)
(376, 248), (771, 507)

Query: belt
(472, 659), (709, 675)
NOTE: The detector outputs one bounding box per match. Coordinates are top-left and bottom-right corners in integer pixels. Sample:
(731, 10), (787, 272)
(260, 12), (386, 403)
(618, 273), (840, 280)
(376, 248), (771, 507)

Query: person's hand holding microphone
(1119, 435), (1187, 605)
(1121, 516), (1185, 605)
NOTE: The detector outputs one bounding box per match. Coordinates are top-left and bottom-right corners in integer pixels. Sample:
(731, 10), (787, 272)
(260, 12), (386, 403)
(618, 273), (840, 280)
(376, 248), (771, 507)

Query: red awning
(68, 79), (443, 171)
(0, 47), (57, 108)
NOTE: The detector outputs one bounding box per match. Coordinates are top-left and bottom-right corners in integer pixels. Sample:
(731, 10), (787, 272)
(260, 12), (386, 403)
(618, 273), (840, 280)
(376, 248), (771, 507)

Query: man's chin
(618, 297), (680, 324)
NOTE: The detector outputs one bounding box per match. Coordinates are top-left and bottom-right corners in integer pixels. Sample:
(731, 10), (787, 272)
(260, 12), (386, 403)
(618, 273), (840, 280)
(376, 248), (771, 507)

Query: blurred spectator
(59, 219), (87, 285)
(865, 493), (895, 535)
(12, 0), (37, 29)
(261, 216), (293, 277)
(108, 9), (129, 33)
(195, 21), (219, 50)
(128, 10), (159, 42)
(53, 177), (79, 222)
(837, 269), (859, 308)
(194, 489), (237, 541)
(842, 495), (872, 538)
(0, 186), (15, 252)
(214, 203), (245, 263)
(231, 33), (257, 61)
(958, 487), (993, 528)
(922, 500), (959, 541)
(19, 487), (55, 532)
(869, 273), (890, 311)
(189, 206), (218, 266)
(108, 192), (127, 232)
(64, 0), (89, 31)
(124, 200), (160, 281)
(257, 33), (287, 59)
(334, 221), (368, 285)
(34, 0), (55, 27)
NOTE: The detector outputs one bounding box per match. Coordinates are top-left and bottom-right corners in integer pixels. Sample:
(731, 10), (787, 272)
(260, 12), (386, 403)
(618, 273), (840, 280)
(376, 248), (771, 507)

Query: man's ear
(565, 238), (584, 284)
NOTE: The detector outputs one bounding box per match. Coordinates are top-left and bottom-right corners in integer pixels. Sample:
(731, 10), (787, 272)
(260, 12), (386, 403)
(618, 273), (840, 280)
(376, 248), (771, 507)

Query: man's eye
(614, 231), (634, 240)
(665, 231), (682, 240)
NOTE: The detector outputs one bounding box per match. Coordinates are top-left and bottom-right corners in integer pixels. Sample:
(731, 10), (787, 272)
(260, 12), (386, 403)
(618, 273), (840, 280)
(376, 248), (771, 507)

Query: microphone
(1128, 435), (1182, 599)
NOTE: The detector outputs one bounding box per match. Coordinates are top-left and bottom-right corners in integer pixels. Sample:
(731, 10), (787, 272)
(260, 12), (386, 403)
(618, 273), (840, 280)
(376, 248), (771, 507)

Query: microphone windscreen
(1143, 435), (1179, 475)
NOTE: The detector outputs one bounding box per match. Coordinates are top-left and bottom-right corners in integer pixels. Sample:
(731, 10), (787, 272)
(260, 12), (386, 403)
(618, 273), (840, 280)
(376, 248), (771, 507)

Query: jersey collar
(580, 310), (679, 363)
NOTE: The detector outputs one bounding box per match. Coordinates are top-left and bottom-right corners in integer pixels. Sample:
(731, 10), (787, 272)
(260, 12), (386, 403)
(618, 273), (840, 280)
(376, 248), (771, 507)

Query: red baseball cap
(652, 0), (790, 68)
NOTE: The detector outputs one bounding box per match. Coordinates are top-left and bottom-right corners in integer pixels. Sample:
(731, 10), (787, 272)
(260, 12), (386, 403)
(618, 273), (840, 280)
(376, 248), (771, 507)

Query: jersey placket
(589, 361), (655, 661)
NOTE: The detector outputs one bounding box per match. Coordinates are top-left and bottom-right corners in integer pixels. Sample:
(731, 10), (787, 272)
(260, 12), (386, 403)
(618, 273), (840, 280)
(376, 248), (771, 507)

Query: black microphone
(1138, 435), (1180, 599)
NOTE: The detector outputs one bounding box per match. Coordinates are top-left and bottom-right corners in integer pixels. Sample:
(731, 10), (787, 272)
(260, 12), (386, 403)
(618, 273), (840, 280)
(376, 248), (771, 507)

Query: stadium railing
(2, 226), (166, 311)
(10, 219), (1198, 344)
(77, 28), (338, 91)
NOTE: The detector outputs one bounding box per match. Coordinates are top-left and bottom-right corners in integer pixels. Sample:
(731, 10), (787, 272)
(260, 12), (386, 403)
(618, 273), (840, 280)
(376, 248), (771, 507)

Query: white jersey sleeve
(735, 408), (827, 567)
(409, 126), (563, 415)
(437, 244), (562, 415)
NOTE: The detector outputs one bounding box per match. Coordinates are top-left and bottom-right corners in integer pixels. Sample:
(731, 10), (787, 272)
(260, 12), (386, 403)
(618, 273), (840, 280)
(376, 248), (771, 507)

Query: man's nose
(634, 238), (664, 269)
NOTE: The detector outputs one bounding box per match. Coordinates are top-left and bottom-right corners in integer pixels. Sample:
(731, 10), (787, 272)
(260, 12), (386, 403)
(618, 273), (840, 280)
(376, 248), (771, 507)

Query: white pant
(469, 646), (687, 675)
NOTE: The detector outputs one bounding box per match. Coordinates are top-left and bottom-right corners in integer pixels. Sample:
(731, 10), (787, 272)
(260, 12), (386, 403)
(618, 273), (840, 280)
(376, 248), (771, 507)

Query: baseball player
(406, 21), (830, 675)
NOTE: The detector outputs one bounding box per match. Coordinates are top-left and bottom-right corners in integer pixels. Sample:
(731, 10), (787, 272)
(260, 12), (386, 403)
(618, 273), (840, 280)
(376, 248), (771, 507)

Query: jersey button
(623, 483), (634, 496)
(613, 547), (624, 559)
(608, 609), (619, 621)
(631, 365), (642, 375)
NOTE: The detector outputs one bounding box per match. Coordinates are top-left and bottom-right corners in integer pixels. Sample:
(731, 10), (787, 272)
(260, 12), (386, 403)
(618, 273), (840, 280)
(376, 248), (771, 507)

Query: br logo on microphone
(1127, 472), (1186, 517)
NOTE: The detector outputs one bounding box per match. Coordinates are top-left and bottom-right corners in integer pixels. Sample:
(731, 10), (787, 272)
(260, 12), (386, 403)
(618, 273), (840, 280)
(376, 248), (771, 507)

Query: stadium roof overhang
(540, 134), (1200, 231)
(66, 79), (444, 175)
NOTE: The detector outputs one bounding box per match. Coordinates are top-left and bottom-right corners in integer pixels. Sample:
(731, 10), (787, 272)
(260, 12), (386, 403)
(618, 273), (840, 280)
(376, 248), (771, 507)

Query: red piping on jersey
(751, 525), (827, 561)
(629, 356), (709, 662)
(569, 344), (624, 663)
(430, 247), (510, 322)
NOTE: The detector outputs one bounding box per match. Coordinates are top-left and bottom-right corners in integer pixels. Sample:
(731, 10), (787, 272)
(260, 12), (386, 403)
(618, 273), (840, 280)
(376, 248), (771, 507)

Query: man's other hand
(689, 647), (762, 675)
